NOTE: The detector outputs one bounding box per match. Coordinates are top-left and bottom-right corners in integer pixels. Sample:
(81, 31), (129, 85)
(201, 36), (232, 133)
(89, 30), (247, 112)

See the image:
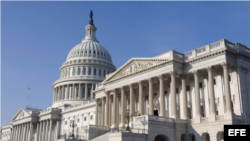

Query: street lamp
(124, 109), (133, 132)
(70, 120), (77, 139)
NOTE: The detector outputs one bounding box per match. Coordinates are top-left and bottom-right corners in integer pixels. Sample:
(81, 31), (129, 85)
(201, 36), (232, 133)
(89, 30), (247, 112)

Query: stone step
(89, 132), (109, 141)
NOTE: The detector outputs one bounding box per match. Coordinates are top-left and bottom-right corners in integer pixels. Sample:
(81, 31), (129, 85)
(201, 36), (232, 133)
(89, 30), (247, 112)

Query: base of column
(111, 124), (118, 129)
(208, 115), (216, 122)
(119, 123), (125, 128)
(193, 117), (201, 124)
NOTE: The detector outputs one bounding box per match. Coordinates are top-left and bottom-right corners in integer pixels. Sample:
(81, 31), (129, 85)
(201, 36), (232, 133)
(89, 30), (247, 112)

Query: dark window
(89, 51), (91, 53)
(145, 96), (148, 101)
(199, 82), (202, 88)
(93, 84), (96, 90)
(88, 68), (91, 75)
(201, 106), (205, 117)
(83, 68), (86, 75)
(108, 71), (109, 74)
(84, 117), (87, 121)
(188, 108), (192, 119)
(164, 91), (167, 97)
(88, 87), (91, 98)
(176, 88), (178, 93)
(103, 70), (106, 77)
(85, 51), (87, 53)
(99, 69), (101, 76)
(214, 78), (216, 85)
(186, 85), (190, 91)
(78, 68), (80, 75)
(82, 87), (85, 97)
(94, 68), (96, 75)
(154, 93), (157, 98)
(94, 51), (95, 54)
(229, 75), (231, 82)
(98, 51), (99, 55)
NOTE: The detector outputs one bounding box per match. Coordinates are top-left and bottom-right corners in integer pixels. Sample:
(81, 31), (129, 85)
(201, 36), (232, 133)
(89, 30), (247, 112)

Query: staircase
(89, 132), (109, 141)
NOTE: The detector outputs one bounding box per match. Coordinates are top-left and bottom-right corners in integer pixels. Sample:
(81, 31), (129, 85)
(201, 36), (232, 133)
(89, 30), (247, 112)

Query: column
(159, 75), (165, 117)
(170, 72), (177, 118)
(53, 89), (55, 102)
(62, 85), (65, 100)
(102, 97), (105, 126)
(13, 126), (17, 141)
(85, 83), (88, 99)
(38, 122), (42, 141)
(91, 84), (94, 99)
(222, 63), (232, 113)
(95, 99), (99, 125)
(58, 87), (61, 100)
(26, 123), (30, 141)
(16, 125), (20, 141)
(181, 74), (188, 119)
(45, 120), (49, 141)
(41, 121), (45, 141)
(48, 120), (52, 141)
(193, 70), (201, 118)
(66, 84), (69, 100)
(28, 122), (33, 141)
(138, 81), (144, 115)
(55, 121), (59, 141)
(105, 92), (110, 127)
(207, 67), (216, 116)
(148, 78), (154, 115)
(119, 87), (125, 127)
(111, 90), (117, 128)
(72, 84), (76, 99)
(19, 124), (23, 141)
(35, 123), (39, 141)
(129, 84), (135, 121)
(79, 83), (82, 99)
(22, 123), (26, 141)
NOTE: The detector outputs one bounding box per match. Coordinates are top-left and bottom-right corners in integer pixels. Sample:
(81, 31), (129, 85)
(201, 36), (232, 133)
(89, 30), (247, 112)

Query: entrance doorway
(154, 135), (168, 141)
(154, 110), (159, 116)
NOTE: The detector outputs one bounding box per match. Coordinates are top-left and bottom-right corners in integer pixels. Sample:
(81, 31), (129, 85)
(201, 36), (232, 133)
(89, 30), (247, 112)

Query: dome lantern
(83, 10), (98, 43)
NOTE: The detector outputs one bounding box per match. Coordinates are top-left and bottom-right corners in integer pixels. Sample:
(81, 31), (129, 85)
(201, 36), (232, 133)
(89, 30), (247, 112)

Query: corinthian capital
(137, 80), (143, 86)
(205, 66), (213, 72)
(147, 77), (153, 83)
(220, 62), (229, 69)
(169, 71), (176, 76)
(157, 74), (164, 79)
(191, 70), (198, 75)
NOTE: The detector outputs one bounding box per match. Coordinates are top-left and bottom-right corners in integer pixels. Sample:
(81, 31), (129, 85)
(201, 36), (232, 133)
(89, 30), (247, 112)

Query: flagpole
(26, 85), (30, 108)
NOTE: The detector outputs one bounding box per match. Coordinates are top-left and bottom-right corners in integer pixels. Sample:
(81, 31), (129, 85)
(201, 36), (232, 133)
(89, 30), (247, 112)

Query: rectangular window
(82, 87), (85, 97)
(88, 87), (91, 98)
(83, 68), (86, 75)
(164, 91), (167, 97)
(84, 117), (87, 121)
(93, 84), (96, 90)
(90, 115), (93, 120)
(176, 88), (178, 93)
(78, 67), (80, 75)
(145, 96), (148, 101)
(199, 82), (202, 88)
(99, 69), (101, 76)
(94, 68), (96, 75)
(229, 75), (231, 82)
(103, 70), (106, 77)
(214, 78), (216, 85)
(88, 68), (91, 75)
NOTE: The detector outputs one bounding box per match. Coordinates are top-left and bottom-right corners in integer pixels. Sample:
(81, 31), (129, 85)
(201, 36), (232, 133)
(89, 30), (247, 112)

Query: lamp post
(70, 120), (77, 138)
(124, 109), (132, 132)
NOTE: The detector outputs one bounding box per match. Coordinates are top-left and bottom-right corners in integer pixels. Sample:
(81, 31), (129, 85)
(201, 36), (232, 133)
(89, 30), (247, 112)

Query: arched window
(94, 68), (96, 75)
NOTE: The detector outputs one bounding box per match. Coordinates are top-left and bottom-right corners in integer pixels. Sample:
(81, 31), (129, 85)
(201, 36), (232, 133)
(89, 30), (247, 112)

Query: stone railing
(133, 115), (174, 123)
(89, 125), (108, 130)
(216, 115), (224, 121)
(200, 117), (208, 123)
(40, 108), (61, 115)
(63, 101), (94, 112)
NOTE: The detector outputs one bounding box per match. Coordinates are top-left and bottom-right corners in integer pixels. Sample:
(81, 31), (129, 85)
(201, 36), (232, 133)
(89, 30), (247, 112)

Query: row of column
(37, 119), (53, 141)
(95, 63), (232, 128)
(10, 120), (60, 141)
(53, 83), (96, 102)
(10, 122), (33, 141)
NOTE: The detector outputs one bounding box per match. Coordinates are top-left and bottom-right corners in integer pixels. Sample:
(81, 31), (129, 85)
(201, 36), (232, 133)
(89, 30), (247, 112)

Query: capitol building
(1, 11), (250, 141)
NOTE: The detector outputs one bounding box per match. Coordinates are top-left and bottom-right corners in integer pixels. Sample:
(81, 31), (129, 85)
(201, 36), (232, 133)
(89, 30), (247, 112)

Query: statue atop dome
(89, 10), (94, 25)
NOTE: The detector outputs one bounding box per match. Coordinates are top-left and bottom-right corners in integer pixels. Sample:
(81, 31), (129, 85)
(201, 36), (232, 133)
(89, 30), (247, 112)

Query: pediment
(105, 58), (169, 82)
(12, 109), (30, 121)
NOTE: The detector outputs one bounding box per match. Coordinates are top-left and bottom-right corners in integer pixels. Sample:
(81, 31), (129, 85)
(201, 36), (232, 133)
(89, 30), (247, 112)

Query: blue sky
(1, 1), (250, 126)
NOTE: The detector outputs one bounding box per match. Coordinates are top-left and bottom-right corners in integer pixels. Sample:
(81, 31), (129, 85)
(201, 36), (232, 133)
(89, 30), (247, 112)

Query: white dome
(66, 41), (113, 63)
